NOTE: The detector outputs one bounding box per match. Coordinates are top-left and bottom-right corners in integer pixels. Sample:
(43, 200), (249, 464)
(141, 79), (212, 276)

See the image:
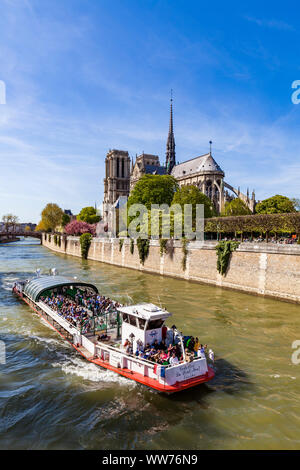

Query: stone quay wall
(42, 235), (300, 304)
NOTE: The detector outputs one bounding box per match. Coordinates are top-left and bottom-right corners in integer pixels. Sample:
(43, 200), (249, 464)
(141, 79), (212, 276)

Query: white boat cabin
(118, 303), (172, 351)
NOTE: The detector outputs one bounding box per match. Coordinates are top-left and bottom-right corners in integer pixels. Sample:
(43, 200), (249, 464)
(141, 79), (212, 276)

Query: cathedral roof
(144, 164), (167, 175)
(171, 153), (224, 178)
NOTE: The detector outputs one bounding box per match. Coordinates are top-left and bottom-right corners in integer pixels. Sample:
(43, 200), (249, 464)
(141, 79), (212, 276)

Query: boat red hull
(13, 288), (215, 393)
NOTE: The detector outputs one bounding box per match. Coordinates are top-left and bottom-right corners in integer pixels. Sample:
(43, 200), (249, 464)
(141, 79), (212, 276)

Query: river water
(0, 238), (299, 450)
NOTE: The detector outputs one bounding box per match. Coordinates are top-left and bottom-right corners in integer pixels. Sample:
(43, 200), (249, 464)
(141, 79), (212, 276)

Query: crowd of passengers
(123, 336), (210, 365)
(40, 288), (121, 334)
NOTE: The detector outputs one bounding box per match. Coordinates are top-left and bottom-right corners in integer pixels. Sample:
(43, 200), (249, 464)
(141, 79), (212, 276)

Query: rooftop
(144, 164), (167, 175)
(171, 153), (224, 178)
(23, 275), (98, 302)
(117, 303), (172, 321)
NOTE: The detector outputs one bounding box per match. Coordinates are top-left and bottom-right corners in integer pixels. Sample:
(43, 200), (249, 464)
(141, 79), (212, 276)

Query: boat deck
(85, 331), (121, 348)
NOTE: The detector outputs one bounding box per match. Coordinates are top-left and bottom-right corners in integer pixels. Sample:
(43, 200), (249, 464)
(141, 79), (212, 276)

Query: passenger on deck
(42, 288), (121, 333)
(126, 342), (133, 355)
(186, 336), (195, 351)
(185, 348), (194, 362)
(169, 352), (179, 365)
(197, 344), (206, 358)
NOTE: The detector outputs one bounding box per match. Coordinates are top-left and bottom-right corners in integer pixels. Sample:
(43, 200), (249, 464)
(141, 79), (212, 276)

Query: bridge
(0, 231), (42, 242)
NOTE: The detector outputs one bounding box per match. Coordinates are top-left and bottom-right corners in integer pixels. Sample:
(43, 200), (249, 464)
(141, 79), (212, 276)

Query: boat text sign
(165, 358), (208, 385)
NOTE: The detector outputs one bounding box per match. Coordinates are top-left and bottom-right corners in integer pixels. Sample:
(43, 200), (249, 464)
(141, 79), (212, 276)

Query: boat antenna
(157, 296), (163, 309)
(126, 292), (134, 305)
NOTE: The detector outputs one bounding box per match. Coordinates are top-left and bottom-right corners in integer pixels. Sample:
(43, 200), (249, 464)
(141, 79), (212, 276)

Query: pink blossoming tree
(64, 220), (96, 236)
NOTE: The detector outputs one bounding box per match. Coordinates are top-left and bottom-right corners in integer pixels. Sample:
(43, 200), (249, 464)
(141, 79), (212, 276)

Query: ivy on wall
(130, 239), (134, 255)
(119, 239), (124, 252)
(181, 238), (188, 271)
(216, 241), (240, 276)
(137, 237), (150, 265)
(48, 234), (51, 242)
(159, 239), (168, 257)
(80, 233), (93, 259)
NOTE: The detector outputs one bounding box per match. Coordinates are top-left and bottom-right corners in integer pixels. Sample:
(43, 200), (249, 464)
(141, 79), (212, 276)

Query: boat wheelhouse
(119, 304), (172, 351)
(13, 273), (215, 393)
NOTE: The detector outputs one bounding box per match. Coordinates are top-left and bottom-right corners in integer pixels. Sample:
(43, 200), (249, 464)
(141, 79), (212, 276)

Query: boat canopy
(23, 275), (98, 302)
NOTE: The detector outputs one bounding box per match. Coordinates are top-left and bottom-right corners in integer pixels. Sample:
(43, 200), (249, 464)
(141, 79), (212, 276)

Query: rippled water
(0, 238), (300, 449)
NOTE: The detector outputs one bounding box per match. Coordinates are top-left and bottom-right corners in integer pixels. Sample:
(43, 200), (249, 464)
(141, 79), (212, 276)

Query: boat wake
(51, 355), (136, 387)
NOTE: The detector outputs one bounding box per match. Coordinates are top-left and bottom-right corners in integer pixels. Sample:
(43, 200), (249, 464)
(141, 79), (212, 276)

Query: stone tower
(165, 95), (176, 174)
(103, 149), (131, 221)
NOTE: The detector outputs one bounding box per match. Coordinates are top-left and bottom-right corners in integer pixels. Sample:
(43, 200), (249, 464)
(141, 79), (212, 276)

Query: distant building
(15, 223), (37, 232)
(64, 209), (76, 221)
(64, 209), (72, 216)
(102, 98), (256, 218)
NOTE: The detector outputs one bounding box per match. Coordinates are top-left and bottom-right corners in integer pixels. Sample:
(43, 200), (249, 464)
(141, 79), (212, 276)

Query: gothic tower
(103, 149), (131, 221)
(165, 94), (176, 174)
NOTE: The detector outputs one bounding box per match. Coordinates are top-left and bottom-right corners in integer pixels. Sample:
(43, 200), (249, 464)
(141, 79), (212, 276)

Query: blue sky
(1, 0), (300, 222)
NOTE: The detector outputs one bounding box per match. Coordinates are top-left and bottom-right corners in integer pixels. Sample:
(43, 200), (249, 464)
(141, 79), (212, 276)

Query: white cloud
(244, 16), (295, 32)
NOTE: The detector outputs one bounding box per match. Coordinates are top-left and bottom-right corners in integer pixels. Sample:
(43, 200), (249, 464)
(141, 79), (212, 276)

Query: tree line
(35, 175), (299, 240)
(36, 204), (100, 233)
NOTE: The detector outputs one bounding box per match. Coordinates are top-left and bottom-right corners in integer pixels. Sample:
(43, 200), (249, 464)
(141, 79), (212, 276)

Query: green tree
(223, 198), (251, 216)
(41, 203), (64, 231)
(62, 213), (71, 227)
(127, 175), (179, 209)
(172, 185), (214, 219)
(255, 195), (296, 214)
(77, 206), (101, 224)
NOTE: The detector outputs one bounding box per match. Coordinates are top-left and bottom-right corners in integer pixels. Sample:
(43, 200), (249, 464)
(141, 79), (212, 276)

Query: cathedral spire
(166, 90), (176, 174)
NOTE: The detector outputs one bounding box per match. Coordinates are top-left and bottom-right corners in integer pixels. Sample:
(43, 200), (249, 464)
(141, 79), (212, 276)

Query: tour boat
(12, 272), (215, 393)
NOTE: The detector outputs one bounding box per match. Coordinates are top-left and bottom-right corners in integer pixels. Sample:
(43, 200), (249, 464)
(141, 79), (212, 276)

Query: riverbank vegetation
(216, 241), (240, 275)
(80, 233), (93, 259)
(205, 212), (300, 242)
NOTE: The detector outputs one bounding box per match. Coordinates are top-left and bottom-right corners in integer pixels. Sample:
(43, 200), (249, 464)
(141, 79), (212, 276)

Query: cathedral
(102, 98), (256, 220)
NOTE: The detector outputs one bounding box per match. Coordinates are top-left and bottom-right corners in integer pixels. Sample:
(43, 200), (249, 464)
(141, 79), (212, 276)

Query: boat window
(128, 315), (138, 327)
(146, 319), (164, 329)
(137, 318), (146, 329)
(122, 313), (129, 323)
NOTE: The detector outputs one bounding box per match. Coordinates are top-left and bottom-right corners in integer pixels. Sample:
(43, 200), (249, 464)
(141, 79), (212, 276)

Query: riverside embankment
(42, 235), (300, 304)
